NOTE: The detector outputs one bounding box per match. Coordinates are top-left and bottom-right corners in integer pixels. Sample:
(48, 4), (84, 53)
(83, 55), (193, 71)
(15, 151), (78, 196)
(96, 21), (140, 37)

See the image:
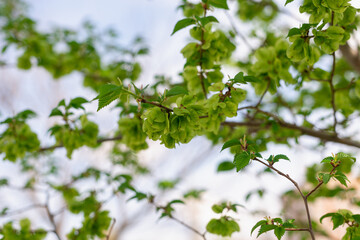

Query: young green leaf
(274, 226), (285, 240)
(165, 86), (188, 97)
(171, 18), (196, 36)
(198, 16), (219, 26)
(273, 154), (290, 162)
(233, 152), (251, 171)
(208, 0), (229, 9)
(94, 84), (125, 111)
(251, 220), (267, 235)
(221, 139), (241, 152)
(217, 161), (236, 172)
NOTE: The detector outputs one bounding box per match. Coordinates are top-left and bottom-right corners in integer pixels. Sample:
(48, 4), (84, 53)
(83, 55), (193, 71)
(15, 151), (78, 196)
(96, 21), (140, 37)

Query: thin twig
(106, 218), (116, 240)
(44, 193), (62, 240)
(140, 99), (173, 112)
(328, 52), (338, 134)
(169, 215), (207, 240)
(224, 11), (253, 51)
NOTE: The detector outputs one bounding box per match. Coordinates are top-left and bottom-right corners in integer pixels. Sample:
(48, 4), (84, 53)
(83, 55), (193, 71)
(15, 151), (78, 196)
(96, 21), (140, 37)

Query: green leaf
(165, 86), (188, 97)
(332, 214), (345, 229)
(233, 152), (251, 171)
(49, 108), (63, 117)
(198, 16), (219, 26)
(69, 97), (88, 110)
(322, 173), (331, 184)
(171, 18), (196, 36)
(333, 171), (350, 187)
(183, 189), (205, 199)
(94, 84), (124, 111)
(244, 76), (260, 83)
(285, 0), (294, 6)
(208, 0), (229, 9)
(274, 226), (285, 240)
(212, 204), (225, 214)
(258, 224), (277, 237)
(273, 154), (290, 162)
(217, 161), (236, 172)
(320, 212), (336, 223)
(287, 28), (301, 37)
(251, 220), (267, 235)
(206, 217), (240, 237)
(221, 139), (241, 152)
(321, 156), (334, 163)
(353, 214), (360, 224)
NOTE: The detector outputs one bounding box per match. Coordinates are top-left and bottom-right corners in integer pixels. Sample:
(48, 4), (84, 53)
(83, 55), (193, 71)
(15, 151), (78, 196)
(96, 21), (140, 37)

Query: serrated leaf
(322, 173), (331, 184)
(234, 152), (251, 172)
(274, 226), (285, 240)
(94, 84), (124, 111)
(166, 86), (188, 97)
(171, 18), (196, 36)
(206, 217), (240, 237)
(251, 220), (267, 235)
(208, 0), (229, 9)
(332, 214), (345, 229)
(221, 139), (241, 152)
(257, 224), (277, 237)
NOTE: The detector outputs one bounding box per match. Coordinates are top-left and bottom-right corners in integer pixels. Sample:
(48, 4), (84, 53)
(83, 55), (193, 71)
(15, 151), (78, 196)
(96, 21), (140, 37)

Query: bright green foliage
(320, 210), (360, 239)
(142, 108), (170, 141)
(158, 179), (179, 190)
(0, 110), (40, 161)
(207, 201), (241, 236)
(156, 199), (185, 219)
(0, 219), (47, 240)
(237, 0), (278, 22)
(50, 114), (99, 158)
(183, 189), (206, 199)
(67, 210), (112, 240)
(251, 40), (294, 93)
(206, 217), (240, 237)
(118, 117), (148, 151)
(251, 218), (295, 239)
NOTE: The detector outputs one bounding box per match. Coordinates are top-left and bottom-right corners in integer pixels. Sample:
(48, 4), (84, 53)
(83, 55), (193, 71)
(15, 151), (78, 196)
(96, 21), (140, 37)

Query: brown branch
(285, 228), (311, 232)
(0, 204), (44, 217)
(305, 166), (338, 199)
(106, 218), (116, 240)
(38, 135), (123, 152)
(44, 193), (62, 240)
(140, 99), (173, 112)
(328, 52), (338, 133)
(253, 158), (315, 239)
(169, 215), (207, 240)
